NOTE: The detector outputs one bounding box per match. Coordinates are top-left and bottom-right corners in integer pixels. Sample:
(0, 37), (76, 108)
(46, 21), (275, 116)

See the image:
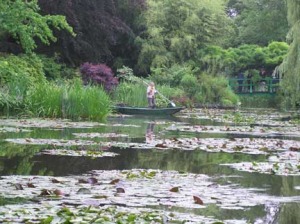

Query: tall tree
(228, 0), (288, 46)
(136, 0), (235, 75)
(37, 0), (146, 67)
(279, 0), (300, 109)
(0, 0), (73, 54)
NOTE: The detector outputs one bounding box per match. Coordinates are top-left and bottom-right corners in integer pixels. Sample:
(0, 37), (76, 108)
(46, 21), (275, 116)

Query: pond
(0, 108), (299, 223)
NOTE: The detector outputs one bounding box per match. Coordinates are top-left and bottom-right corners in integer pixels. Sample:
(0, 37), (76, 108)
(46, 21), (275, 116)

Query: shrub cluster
(0, 55), (111, 120)
(80, 63), (119, 92)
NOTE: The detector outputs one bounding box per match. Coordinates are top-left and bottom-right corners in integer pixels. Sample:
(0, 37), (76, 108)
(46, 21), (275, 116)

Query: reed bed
(26, 80), (111, 121)
(113, 82), (147, 107)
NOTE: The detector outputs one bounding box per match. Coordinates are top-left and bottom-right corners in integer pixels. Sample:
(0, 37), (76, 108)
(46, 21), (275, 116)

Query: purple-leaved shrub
(80, 62), (119, 92)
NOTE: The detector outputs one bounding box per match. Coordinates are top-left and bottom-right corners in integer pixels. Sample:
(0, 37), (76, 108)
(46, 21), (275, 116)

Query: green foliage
(150, 64), (195, 87)
(196, 42), (289, 76)
(137, 0), (234, 74)
(113, 82), (147, 107)
(0, 0), (74, 53)
(195, 73), (239, 106)
(0, 54), (47, 113)
(263, 42), (289, 68)
(277, 0), (300, 109)
(26, 79), (111, 121)
(180, 74), (198, 98)
(228, 0), (288, 46)
(38, 55), (78, 80)
(239, 94), (280, 108)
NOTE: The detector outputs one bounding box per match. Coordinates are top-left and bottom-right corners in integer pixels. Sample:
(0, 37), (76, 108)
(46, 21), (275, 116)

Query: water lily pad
(5, 138), (97, 146)
(167, 124), (300, 138)
(0, 118), (103, 129)
(0, 127), (31, 133)
(39, 149), (118, 158)
(0, 169), (299, 223)
(73, 132), (129, 139)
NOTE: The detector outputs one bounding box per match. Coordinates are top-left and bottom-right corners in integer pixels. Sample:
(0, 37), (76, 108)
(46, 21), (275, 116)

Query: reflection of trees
(254, 203), (280, 224)
(0, 196), (28, 206)
(254, 202), (300, 224)
(0, 142), (48, 175)
(278, 203), (300, 224)
(131, 149), (264, 174)
(0, 142), (40, 158)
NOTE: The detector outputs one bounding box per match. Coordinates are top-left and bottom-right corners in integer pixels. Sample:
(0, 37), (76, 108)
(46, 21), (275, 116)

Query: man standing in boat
(147, 82), (157, 108)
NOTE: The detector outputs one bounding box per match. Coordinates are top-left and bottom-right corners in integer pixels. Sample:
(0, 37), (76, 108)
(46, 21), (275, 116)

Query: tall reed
(113, 82), (147, 107)
(26, 79), (111, 121)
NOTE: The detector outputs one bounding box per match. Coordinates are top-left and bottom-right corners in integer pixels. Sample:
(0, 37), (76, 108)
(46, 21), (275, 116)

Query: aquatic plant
(113, 82), (147, 107)
(26, 79), (111, 121)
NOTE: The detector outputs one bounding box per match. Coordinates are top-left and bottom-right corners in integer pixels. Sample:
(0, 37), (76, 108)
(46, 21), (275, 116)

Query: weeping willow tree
(279, 0), (300, 109)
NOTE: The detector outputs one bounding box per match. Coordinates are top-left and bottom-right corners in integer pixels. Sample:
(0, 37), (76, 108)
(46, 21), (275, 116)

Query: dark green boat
(113, 106), (184, 115)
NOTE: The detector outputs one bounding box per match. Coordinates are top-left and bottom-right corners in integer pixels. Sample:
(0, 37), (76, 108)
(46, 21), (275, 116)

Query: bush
(80, 63), (119, 92)
(39, 55), (77, 80)
(0, 54), (47, 114)
(180, 74), (198, 98)
(150, 64), (195, 87)
(195, 73), (239, 106)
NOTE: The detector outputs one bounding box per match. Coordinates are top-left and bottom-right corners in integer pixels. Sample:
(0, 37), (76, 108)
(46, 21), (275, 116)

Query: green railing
(228, 78), (280, 94)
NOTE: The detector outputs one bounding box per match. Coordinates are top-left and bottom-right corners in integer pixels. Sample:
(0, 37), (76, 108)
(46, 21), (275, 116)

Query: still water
(0, 109), (299, 223)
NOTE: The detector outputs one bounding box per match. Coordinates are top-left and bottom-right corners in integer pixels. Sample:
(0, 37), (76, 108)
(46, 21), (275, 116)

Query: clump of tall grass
(26, 79), (111, 121)
(113, 82), (147, 107)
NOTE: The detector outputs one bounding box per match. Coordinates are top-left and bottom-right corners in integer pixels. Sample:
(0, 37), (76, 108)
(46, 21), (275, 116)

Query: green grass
(113, 82), (148, 107)
(26, 79), (111, 121)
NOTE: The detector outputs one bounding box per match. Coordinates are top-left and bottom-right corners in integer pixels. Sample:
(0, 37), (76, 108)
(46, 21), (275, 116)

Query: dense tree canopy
(0, 0), (74, 54)
(135, 0), (235, 75)
(37, 0), (146, 67)
(227, 0), (288, 46)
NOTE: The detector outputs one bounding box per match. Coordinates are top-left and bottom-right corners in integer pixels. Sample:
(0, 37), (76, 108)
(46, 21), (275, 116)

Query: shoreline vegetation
(0, 0), (298, 120)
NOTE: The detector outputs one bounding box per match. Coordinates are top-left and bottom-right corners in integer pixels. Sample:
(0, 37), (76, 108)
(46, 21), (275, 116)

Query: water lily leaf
(87, 177), (98, 185)
(15, 183), (23, 190)
(155, 143), (167, 148)
(193, 196), (204, 205)
(53, 189), (64, 196)
(40, 189), (52, 196)
(77, 188), (91, 194)
(170, 187), (179, 192)
(51, 179), (61, 183)
(127, 214), (137, 222)
(78, 179), (88, 184)
(116, 187), (125, 193)
(42, 216), (54, 223)
(93, 195), (108, 199)
(110, 179), (120, 184)
(25, 138), (32, 142)
(27, 183), (36, 188)
(289, 147), (300, 151)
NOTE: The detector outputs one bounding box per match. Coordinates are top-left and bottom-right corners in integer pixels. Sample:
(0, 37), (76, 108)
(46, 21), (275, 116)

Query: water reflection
(145, 121), (155, 144)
